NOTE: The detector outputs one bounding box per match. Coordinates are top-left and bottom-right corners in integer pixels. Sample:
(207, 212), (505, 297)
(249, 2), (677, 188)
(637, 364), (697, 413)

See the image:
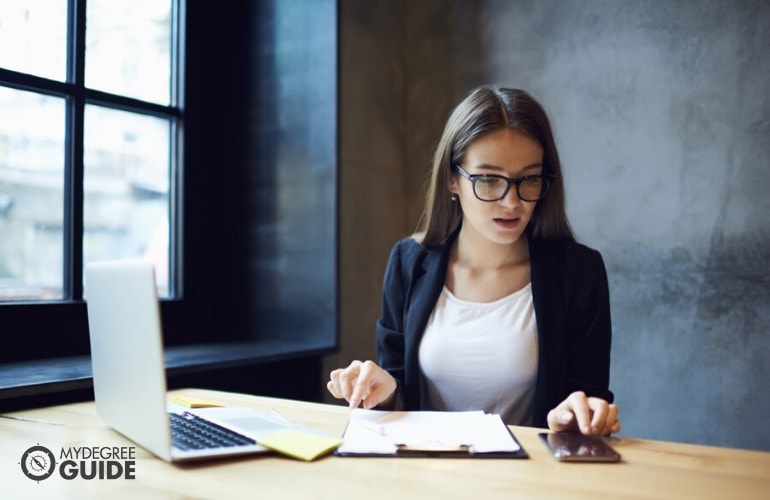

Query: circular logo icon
(20, 445), (56, 482)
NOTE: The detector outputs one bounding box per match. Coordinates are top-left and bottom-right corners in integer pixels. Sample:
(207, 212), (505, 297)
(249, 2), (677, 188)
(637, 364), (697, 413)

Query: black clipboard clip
(395, 442), (472, 457)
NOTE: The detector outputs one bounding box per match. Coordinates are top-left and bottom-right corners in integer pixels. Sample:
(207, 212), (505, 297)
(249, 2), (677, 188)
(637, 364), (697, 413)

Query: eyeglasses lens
(474, 178), (506, 200)
(518, 177), (545, 201)
(474, 176), (547, 202)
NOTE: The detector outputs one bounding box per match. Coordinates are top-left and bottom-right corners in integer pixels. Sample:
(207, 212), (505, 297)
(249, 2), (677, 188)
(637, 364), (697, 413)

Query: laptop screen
(86, 260), (173, 461)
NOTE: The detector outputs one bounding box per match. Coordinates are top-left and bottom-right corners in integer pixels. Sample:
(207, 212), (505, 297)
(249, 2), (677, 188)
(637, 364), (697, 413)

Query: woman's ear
(448, 175), (459, 195)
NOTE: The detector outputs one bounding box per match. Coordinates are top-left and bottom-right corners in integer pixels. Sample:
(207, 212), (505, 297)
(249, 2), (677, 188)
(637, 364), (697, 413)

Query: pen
(355, 421), (387, 436)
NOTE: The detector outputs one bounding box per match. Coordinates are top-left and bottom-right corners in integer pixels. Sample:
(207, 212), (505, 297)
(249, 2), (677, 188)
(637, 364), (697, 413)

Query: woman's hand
(547, 391), (621, 436)
(327, 360), (397, 410)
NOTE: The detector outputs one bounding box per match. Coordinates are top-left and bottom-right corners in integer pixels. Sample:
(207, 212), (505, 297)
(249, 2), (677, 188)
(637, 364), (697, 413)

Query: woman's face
(450, 128), (544, 246)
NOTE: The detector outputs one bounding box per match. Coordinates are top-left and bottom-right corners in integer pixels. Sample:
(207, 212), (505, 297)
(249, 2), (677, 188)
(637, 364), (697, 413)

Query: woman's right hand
(327, 360), (397, 410)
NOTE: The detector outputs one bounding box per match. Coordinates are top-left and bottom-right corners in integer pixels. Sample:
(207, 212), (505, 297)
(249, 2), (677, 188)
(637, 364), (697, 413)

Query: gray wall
(329, 0), (770, 451)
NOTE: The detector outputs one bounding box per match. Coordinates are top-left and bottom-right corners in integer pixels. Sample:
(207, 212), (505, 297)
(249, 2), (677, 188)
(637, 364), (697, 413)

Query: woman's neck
(454, 226), (529, 270)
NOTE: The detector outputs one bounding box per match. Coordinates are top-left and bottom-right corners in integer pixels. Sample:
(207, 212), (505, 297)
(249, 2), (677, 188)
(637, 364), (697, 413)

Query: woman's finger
(326, 369), (344, 398)
(587, 397), (609, 434)
(337, 360), (363, 402)
(566, 391), (593, 435)
(349, 360), (380, 409)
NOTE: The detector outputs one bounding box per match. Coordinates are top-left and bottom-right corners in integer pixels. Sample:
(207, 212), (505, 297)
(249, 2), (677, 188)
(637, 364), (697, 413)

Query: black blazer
(376, 229), (614, 427)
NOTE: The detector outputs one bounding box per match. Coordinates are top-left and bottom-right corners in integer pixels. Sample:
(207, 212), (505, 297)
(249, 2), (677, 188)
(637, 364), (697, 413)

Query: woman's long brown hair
(418, 86), (574, 247)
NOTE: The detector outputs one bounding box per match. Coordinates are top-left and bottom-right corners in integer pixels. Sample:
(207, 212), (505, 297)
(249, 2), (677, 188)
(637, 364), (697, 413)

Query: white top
(418, 283), (539, 425)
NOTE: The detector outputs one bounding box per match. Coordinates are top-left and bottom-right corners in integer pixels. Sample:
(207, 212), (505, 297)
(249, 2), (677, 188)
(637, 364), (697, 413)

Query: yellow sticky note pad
(171, 395), (223, 408)
(258, 430), (343, 461)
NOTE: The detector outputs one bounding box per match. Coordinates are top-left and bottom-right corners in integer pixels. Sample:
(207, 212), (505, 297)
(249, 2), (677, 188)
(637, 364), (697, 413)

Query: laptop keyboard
(170, 412), (257, 451)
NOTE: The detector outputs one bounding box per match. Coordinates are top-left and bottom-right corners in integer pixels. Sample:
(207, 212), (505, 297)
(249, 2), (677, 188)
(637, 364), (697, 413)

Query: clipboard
(334, 409), (528, 459)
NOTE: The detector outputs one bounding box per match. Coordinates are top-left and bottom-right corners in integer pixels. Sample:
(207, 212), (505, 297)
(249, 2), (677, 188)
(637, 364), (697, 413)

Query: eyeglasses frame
(454, 164), (555, 202)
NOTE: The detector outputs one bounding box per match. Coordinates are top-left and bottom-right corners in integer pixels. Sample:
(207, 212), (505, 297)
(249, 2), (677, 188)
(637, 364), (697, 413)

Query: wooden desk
(2, 388), (769, 499)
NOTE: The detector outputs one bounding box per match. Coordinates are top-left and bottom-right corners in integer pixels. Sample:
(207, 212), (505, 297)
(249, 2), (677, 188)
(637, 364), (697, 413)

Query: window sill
(0, 338), (335, 402)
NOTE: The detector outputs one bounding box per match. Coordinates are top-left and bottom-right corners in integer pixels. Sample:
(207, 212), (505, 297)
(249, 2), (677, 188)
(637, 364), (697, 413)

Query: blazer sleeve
(563, 244), (614, 403)
(375, 240), (408, 406)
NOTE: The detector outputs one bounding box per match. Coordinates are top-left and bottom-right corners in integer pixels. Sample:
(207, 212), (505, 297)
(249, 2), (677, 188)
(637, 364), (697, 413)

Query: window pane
(0, 87), (66, 300)
(85, 0), (172, 104)
(83, 105), (171, 297)
(0, 1), (68, 81)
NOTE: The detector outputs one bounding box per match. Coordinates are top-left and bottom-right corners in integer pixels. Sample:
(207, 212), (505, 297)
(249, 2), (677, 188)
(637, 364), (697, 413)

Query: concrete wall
(329, 0), (770, 451)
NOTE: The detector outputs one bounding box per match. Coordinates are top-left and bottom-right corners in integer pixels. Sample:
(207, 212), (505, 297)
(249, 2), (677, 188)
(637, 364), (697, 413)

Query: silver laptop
(85, 259), (291, 462)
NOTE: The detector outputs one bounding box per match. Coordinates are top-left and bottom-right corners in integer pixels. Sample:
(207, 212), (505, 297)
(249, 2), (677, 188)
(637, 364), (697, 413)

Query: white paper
(337, 409), (520, 455)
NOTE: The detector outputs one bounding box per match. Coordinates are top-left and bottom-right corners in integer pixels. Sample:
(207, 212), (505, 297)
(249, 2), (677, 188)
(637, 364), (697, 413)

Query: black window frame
(0, 0), (339, 410)
(0, 0), (185, 360)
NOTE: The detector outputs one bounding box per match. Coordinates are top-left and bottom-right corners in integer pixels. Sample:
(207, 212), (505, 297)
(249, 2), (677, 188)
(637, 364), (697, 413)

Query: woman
(328, 86), (620, 436)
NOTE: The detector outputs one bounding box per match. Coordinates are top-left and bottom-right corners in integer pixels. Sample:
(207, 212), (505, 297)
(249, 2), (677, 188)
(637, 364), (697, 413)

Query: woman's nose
(499, 184), (521, 207)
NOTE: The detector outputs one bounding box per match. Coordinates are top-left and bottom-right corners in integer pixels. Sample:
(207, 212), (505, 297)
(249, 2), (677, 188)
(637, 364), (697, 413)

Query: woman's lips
(493, 217), (520, 229)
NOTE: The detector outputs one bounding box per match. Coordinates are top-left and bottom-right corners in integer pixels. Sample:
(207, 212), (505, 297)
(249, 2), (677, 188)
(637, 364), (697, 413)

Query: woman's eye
(477, 177), (501, 187)
(521, 176), (542, 185)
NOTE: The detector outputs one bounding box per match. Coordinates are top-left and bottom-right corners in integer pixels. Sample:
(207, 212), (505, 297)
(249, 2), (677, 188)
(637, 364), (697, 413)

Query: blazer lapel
(528, 236), (566, 424)
(402, 234), (455, 408)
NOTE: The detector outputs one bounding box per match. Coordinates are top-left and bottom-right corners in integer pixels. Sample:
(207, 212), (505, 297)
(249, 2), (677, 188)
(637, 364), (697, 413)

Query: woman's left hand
(547, 391), (621, 436)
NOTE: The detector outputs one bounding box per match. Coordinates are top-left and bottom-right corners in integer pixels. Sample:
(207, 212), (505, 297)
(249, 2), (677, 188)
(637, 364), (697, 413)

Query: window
(0, 1), (338, 408)
(0, 0), (182, 302)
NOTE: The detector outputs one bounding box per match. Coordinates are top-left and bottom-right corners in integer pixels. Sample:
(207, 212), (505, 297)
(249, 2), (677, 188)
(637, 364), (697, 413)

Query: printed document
(337, 409), (521, 456)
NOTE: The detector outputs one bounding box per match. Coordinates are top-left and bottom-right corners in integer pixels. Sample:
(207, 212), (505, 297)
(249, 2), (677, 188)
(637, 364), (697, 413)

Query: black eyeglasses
(454, 165), (555, 202)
